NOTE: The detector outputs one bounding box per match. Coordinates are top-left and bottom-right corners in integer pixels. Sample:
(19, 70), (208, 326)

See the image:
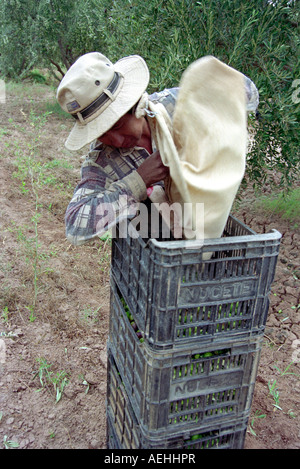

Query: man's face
(98, 112), (147, 149)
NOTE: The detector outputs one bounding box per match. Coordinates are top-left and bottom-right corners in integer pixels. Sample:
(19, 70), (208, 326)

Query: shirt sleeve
(65, 151), (148, 245)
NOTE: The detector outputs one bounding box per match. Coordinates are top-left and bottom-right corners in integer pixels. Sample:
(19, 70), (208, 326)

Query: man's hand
(137, 151), (169, 187)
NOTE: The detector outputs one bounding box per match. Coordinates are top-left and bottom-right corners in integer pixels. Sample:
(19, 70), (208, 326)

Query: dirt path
(0, 85), (299, 449)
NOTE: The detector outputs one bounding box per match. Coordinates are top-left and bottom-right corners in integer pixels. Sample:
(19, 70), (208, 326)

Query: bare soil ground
(0, 84), (299, 450)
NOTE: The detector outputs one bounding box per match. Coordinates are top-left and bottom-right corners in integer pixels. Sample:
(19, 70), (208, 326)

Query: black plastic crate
(108, 280), (262, 434)
(106, 351), (249, 449)
(111, 215), (281, 350)
(106, 351), (141, 450)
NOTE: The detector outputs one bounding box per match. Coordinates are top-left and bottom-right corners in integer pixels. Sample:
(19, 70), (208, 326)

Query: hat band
(72, 72), (121, 121)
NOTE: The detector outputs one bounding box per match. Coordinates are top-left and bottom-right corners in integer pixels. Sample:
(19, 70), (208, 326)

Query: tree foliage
(0, 0), (299, 187)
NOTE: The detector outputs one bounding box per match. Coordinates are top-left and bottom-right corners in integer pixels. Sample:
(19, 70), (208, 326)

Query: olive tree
(105, 0), (299, 187)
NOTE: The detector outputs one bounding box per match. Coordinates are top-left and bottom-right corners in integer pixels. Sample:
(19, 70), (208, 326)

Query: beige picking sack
(148, 56), (248, 243)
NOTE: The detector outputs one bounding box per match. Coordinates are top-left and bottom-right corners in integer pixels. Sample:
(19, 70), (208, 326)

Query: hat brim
(64, 55), (149, 151)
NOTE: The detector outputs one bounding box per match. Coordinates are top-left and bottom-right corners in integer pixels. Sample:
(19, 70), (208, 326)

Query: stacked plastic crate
(106, 215), (281, 449)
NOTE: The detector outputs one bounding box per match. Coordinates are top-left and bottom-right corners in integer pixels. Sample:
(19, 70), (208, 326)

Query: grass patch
(5, 77), (71, 120)
(255, 188), (300, 225)
(44, 100), (73, 120)
(33, 357), (69, 403)
(5, 80), (51, 99)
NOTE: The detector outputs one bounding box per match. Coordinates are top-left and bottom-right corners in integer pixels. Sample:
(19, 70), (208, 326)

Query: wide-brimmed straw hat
(56, 52), (150, 151)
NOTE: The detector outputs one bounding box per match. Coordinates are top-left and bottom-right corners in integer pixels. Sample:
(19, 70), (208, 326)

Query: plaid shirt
(65, 80), (258, 245)
(65, 89), (179, 245)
